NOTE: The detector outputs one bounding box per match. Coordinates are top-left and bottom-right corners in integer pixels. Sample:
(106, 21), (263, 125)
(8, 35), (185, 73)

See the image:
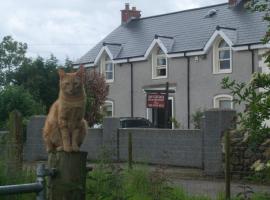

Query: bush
(87, 161), (213, 200)
(191, 108), (204, 129)
(0, 85), (44, 128)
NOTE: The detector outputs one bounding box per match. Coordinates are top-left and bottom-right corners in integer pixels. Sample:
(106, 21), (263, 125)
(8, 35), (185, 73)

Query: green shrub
(0, 85), (44, 129)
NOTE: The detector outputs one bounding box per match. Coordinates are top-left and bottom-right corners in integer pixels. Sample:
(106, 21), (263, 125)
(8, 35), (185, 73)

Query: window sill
(106, 80), (114, 83)
(152, 76), (168, 80)
(213, 70), (232, 75)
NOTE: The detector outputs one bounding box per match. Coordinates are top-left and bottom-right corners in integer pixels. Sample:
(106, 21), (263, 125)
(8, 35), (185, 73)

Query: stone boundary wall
(118, 129), (202, 167)
(23, 109), (236, 175)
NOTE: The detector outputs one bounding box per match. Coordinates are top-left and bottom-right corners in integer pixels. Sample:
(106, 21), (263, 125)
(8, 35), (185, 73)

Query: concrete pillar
(23, 116), (47, 161)
(102, 117), (120, 160)
(202, 109), (236, 176)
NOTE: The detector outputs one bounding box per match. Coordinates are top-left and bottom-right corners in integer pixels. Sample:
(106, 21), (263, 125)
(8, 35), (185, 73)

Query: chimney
(121, 3), (141, 24)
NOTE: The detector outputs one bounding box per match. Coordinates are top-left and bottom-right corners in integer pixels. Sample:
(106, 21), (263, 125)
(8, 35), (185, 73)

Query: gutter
(184, 52), (190, 129)
(248, 45), (255, 74)
(127, 59), (134, 117)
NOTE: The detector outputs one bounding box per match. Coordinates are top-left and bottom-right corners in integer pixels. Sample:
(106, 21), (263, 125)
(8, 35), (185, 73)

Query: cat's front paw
(72, 145), (80, 152)
(63, 146), (73, 152)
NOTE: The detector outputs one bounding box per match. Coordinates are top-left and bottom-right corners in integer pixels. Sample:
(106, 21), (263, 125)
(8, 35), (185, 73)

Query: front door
(152, 99), (172, 128)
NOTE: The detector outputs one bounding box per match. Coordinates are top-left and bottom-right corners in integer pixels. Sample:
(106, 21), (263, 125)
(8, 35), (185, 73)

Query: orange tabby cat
(43, 66), (87, 152)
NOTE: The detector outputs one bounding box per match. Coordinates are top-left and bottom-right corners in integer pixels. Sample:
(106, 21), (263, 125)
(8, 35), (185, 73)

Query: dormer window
(101, 54), (114, 83)
(213, 38), (232, 74)
(152, 47), (167, 79)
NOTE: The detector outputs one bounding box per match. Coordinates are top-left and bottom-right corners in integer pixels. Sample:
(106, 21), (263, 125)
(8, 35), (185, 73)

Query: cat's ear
(58, 68), (65, 79)
(76, 65), (85, 81)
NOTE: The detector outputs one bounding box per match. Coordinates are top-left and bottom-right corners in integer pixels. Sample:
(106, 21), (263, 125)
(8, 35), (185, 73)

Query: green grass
(86, 162), (213, 200)
(0, 159), (36, 200)
(86, 161), (270, 200)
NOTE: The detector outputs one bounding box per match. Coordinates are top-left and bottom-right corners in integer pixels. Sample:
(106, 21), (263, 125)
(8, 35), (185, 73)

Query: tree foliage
(84, 69), (109, 127)
(0, 36), (27, 86)
(222, 74), (270, 144)
(11, 55), (59, 111)
(0, 85), (44, 128)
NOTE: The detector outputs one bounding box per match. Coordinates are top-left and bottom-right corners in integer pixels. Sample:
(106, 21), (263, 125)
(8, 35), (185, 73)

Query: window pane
(219, 100), (232, 109)
(157, 58), (166, 65)
(104, 103), (112, 116)
(218, 40), (229, 48)
(157, 68), (166, 76)
(219, 50), (230, 59)
(106, 72), (113, 80)
(105, 63), (113, 71)
(219, 60), (230, 70)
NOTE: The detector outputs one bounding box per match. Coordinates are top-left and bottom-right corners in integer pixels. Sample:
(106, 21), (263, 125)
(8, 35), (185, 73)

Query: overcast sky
(0, 0), (226, 63)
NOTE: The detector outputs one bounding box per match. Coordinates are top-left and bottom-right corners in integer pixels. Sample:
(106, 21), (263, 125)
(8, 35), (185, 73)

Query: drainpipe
(128, 59), (134, 117)
(184, 53), (190, 129)
(248, 45), (255, 74)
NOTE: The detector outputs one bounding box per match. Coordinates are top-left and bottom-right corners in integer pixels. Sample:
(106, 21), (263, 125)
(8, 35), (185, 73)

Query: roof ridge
(134, 2), (228, 21)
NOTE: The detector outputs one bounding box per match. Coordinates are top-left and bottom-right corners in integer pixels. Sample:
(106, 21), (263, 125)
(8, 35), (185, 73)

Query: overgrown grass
(0, 159), (36, 200)
(86, 160), (213, 200)
(86, 160), (270, 200)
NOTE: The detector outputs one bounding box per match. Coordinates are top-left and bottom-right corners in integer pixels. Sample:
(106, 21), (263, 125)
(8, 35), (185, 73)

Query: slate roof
(74, 2), (267, 65)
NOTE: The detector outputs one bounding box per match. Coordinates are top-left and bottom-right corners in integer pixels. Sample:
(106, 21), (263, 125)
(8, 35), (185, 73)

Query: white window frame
(152, 47), (168, 79)
(100, 54), (114, 83)
(213, 38), (232, 74)
(104, 100), (114, 117)
(213, 94), (233, 109)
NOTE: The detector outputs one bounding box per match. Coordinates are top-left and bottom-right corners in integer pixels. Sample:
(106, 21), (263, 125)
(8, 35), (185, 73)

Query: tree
(222, 74), (270, 145)
(0, 85), (44, 129)
(0, 36), (27, 86)
(221, 1), (270, 145)
(11, 55), (59, 111)
(222, 0), (270, 176)
(84, 70), (109, 127)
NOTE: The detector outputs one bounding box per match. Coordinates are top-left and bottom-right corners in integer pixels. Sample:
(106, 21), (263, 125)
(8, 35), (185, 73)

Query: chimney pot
(121, 3), (141, 24)
(125, 3), (129, 10)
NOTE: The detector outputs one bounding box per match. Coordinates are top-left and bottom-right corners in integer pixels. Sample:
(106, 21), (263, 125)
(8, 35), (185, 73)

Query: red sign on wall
(147, 93), (165, 108)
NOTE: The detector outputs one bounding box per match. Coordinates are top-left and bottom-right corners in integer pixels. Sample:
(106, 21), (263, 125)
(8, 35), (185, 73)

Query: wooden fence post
(47, 151), (88, 200)
(6, 110), (23, 178)
(128, 132), (133, 169)
(225, 130), (231, 200)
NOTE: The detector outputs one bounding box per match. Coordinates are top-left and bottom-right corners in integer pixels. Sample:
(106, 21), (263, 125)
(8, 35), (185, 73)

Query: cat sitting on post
(43, 66), (87, 152)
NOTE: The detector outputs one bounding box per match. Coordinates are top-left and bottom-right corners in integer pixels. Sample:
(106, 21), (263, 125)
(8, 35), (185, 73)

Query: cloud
(0, 0), (226, 63)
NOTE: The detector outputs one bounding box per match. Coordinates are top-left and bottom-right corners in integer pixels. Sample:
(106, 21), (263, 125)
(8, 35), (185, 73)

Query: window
(152, 47), (167, 79)
(104, 100), (114, 117)
(213, 94), (233, 109)
(213, 38), (232, 74)
(101, 55), (114, 83)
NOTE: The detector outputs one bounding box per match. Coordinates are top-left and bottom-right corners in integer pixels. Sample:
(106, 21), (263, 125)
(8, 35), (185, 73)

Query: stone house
(74, 0), (269, 129)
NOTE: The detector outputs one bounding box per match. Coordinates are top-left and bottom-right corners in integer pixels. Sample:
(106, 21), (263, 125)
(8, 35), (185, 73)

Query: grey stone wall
(23, 116), (103, 161)
(23, 110), (236, 175)
(24, 116), (47, 161)
(81, 128), (103, 160)
(119, 128), (202, 167)
(202, 109), (236, 176)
